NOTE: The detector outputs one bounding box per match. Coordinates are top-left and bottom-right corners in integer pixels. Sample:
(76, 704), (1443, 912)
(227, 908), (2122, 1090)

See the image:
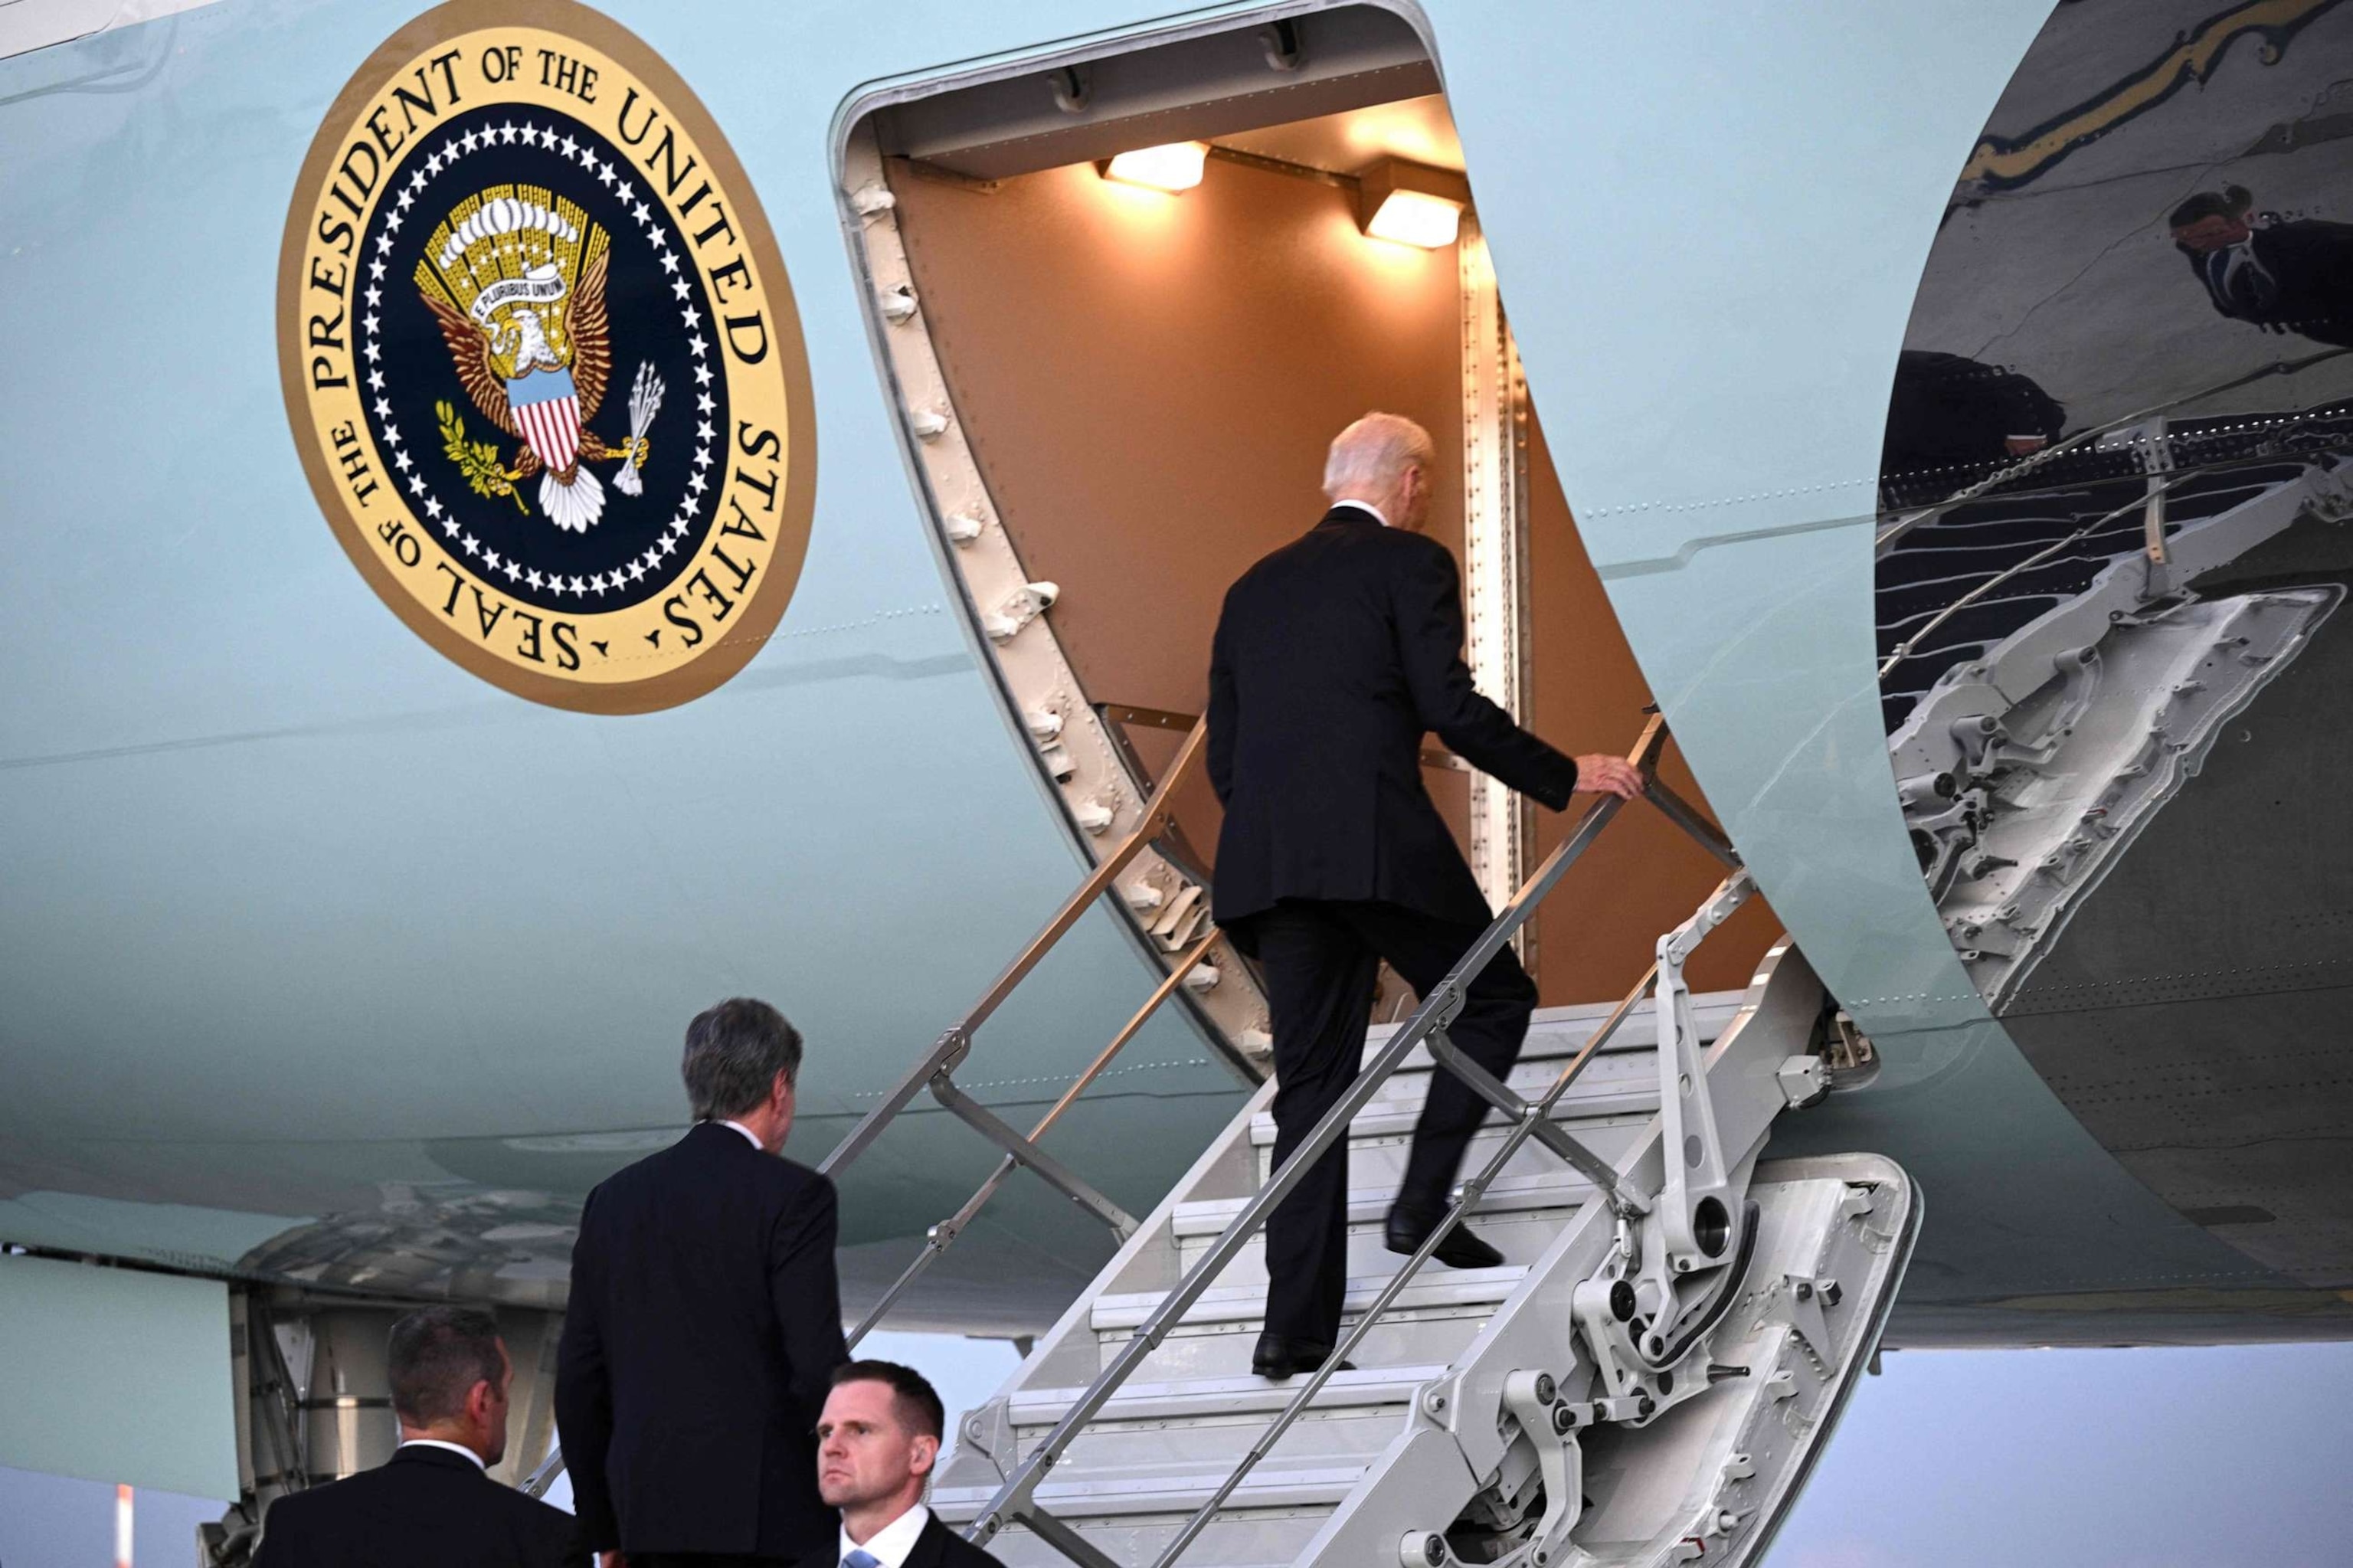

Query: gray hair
(387, 1306), (503, 1426)
(1323, 411), (1435, 498)
(682, 997), (803, 1121)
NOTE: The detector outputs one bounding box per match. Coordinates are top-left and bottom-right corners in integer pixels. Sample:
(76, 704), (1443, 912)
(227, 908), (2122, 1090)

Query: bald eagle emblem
(417, 188), (663, 532)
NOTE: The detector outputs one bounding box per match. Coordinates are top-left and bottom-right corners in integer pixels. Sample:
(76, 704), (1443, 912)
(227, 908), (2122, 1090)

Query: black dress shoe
(1252, 1334), (1355, 1381)
(1385, 1206), (1504, 1271)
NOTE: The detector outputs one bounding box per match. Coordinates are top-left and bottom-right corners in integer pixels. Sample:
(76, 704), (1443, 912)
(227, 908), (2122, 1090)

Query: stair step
(1353, 1039), (1666, 1114)
(1255, 1109), (1656, 1192)
(936, 1457), (1366, 1518)
(1171, 1170), (1592, 1282)
(1173, 1169), (1592, 1237)
(1002, 1364), (1446, 1428)
(946, 1367), (1437, 1522)
(1091, 1264), (1523, 1333)
(1359, 990), (1740, 1073)
(1254, 1039), (1667, 1142)
(1250, 1087), (1660, 1147)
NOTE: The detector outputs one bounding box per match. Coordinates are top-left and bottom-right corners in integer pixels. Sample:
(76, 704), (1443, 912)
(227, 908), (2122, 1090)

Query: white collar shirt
(718, 1118), (765, 1151)
(1330, 499), (1391, 528)
(395, 1438), (487, 1470)
(840, 1501), (931, 1568)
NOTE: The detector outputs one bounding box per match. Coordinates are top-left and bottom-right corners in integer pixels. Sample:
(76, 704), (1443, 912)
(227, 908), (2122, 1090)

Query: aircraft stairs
(533, 713), (1918, 1568)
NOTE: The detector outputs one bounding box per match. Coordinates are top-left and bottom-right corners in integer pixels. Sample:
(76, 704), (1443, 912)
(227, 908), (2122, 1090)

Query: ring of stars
(358, 117), (718, 607)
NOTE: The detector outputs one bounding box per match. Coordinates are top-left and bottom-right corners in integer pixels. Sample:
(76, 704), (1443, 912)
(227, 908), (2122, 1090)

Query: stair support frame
(970, 713), (1763, 1563)
(971, 715), (1668, 1550)
(1141, 950), (1679, 1568)
(928, 1074), (1141, 1242)
(846, 934), (1222, 1347)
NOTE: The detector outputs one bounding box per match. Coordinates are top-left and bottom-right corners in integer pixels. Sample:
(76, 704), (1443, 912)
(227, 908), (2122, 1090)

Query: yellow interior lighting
(1365, 188), (1464, 249)
(1355, 157), (1471, 250)
(1100, 142), (1209, 192)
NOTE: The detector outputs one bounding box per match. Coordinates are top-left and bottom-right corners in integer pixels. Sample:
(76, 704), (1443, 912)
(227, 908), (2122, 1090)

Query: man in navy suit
(557, 998), (848, 1566)
(810, 1360), (1003, 1568)
(1208, 413), (1640, 1380)
(2171, 185), (2353, 348)
(254, 1306), (584, 1567)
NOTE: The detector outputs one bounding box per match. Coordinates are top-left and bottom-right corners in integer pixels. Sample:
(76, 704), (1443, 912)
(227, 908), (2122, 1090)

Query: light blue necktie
(844, 1550), (882, 1568)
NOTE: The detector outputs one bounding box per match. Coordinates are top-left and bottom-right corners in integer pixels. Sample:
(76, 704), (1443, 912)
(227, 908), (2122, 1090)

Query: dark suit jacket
(801, 1511), (1008, 1568)
(1882, 349), (2065, 468)
(1207, 506), (1579, 933)
(555, 1120), (847, 1559)
(2184, 218), (2353, 346)
(251, 1444), (584, 1568)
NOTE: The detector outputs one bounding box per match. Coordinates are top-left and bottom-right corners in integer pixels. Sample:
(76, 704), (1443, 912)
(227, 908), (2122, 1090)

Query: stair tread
(1248, 1100), (1658, 1147)
(934, 1458), (1369, 1514)
(1172, 1170), (1594, 1235)
(1363, 990), (1742, 1066)
(1350, 1056), (1665, 1109)
(1003, 1363), (1448, 1426)
(1091, 1264), (1525, 1330)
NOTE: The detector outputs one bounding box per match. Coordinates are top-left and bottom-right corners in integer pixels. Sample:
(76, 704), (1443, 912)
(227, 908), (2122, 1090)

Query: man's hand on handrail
(1573, 755), (1644, 800)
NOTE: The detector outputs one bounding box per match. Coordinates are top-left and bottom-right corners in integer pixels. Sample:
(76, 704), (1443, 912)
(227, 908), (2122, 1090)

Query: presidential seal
(280, 0), (813, 712)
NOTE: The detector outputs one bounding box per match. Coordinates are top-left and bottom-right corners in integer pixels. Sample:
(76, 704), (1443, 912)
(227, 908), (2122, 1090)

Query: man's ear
(466, 1378), (499, 1428)
(773, 1069), (794, 1108)
(910, 1433), (941, 1478)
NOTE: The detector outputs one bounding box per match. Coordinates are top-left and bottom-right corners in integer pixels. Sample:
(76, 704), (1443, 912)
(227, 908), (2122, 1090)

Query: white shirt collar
(396, 1437), (487, 1470)
(1330, 498), (1391, 528)
(840, 1501), (930, 1568)
(717, 1118), (765, 1151)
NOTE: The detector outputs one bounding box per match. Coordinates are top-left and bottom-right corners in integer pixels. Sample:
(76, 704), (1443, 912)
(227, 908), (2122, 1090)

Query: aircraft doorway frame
(826, 0), (1463, 1078)
(1458, 214), (1537, 948)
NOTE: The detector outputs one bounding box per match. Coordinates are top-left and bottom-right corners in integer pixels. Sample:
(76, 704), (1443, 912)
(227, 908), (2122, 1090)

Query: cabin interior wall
(886, 142), (1773, 1000)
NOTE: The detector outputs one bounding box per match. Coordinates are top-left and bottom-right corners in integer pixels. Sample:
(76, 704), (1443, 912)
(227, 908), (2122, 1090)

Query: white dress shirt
(718, 1118), (764, 1151)
(840, 1501), (931, 1568)
(395, 1437), (487, 1470)
(1329, 498), (1390, 527)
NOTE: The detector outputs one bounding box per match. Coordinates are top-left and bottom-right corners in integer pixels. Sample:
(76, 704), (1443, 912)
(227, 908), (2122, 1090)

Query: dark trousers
(1245, 898), (1539, 1347)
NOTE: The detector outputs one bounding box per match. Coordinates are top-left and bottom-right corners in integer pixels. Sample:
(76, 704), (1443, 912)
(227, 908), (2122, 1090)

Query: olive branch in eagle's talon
(437, 399), (529, 513)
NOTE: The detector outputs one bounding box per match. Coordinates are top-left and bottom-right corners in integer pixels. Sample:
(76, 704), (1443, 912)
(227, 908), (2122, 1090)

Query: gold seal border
(277, 0), (817, 715)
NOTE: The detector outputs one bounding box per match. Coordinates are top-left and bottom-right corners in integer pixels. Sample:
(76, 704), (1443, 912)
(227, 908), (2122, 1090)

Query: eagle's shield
(509, 366), (583, 477)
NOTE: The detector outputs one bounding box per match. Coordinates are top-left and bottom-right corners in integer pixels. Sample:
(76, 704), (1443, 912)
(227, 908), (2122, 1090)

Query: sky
(6, 1337), (2350, 1567)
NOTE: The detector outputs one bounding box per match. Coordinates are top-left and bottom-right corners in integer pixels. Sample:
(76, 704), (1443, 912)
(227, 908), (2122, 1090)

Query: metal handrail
(1149, 925), (1714, 1568)
(1873, 342), (2353, 554)
(966, 713), (1747, 1559)
(523, 719), (1220, 1501)
(1877, 472), (2204, 681)
(820, 719), (1212, 1181)
(843, 930), (1222, 1347)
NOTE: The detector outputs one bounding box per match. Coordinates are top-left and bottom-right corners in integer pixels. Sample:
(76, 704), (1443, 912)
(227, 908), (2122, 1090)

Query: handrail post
(928, 1073), (1139, 1239)
(1640, 777), (1740, 870)
(1423, 1030), (1647, 1219)
(818, 1026), (970, 1180)
(843, 935), (1221, 1350)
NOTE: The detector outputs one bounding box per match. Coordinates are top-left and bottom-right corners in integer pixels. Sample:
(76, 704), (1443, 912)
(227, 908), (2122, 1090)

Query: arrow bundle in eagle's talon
(614, 361), (664, 496)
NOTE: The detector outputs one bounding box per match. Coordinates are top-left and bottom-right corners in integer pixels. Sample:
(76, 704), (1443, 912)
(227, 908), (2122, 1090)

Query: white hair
(1323, 412), (1435, 499)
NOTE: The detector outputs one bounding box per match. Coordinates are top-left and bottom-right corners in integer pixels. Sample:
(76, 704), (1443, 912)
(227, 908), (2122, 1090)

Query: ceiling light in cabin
(1099, 142), (1209, 192)
(1356, 157), (1471, 250)
(1366, 189), (1464, 248)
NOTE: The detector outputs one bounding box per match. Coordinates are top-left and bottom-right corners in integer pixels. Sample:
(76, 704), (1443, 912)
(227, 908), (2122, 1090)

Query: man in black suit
(2171, 185), (2353, 348)
(254, 1305), (584, 1567)
(810, 1361), (1003, 1568)
(556, 998), (847, 1566)
(1208, 412), (1641, 1380)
